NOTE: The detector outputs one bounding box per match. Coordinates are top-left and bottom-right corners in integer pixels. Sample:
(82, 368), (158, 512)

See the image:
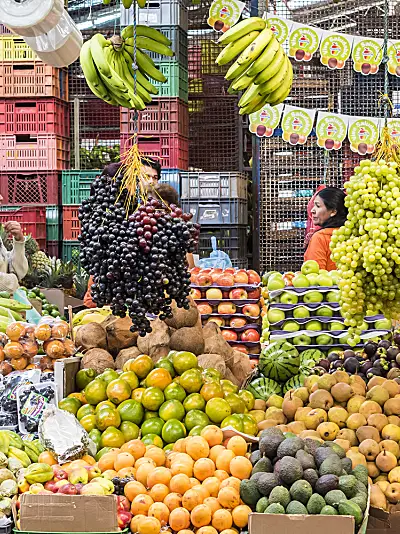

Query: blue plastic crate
(182, 199), (247, 225)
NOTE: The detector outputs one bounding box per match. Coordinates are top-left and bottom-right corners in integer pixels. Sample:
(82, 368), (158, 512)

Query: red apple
(234, 270), (249, 284)
(52, 467), (68, 481)
(218, 302), (237, 314)
(217, 273), (235, 286)
(221, 330), (238, 341)
(54, 480), (69, 489)
(235, 345), (249, 354)
(44, 480), (59, 493)
(225, 268), (235, 274)
(117, 510), (133, 529)
(230, 317), (247, 328)
(229, 288), (248, 300)
(202, 268), (212, 273)
(211, 268), (223, 283)
(75, 483), (84, 494)
(58, 483), (78, 495)
(247, 288), (261, 299)
(247, 270), (261, 284)
(190, 267), (201, 275)
(197, 303), (213, 315)
(190, 288), (202, 299)
(85, 466), (102, 480)
(243, 304), (261, 317)
(196, 273), (213, 286)
(206, 288), (223, 300)
(117, 496), (131, 512)
(190, 272), (198, 283)
(207, 317), (225, 327)
(241, 329), (261, 342)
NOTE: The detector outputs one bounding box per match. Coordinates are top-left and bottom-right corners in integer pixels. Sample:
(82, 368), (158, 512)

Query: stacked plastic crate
(0, 29), (69, 255)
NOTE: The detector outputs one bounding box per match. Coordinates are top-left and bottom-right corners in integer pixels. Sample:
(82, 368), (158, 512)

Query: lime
(240, 414), (258, 436)
(100, 426), (125, 448)
(239, 390), (255, 411)
(164, 443), (174, 452)
(120, 421), (140, 441)
(164, 382), (187, 403)
(142, 433), (163, 448)
(189, 425), (205, 436)
(221, 415), (244, 432)
(58, 397), (81, 416)
(95, 400), (116, 412)
(201, 382), (224, 402)
(180, 369), (203, 394)
(80, 414), (97, 432)
(202, 368), (222, 382)
(172, 351), (198, 375)
(205, 398), (232, 424)
(224, 393), (247, 414)
(184, 410), (210, 431)
(159, 399), (185, 422)
(98, 369), (119, 386)
(77, 404), (95, 420)
(155, 358), (176, 378)
(142, 387), (165, 411)
(119, 371), (139, 390)
(132, 387), (145, 403)
(183, 393), (206, 412)
(161, 419), (187, 444)
(141, 417), (164, 436)
(85, 379), (108, 405)
(95, 407), (121, 431)
(144, 411), (159, 420)
(220, 379), (238, 394)
(88, 429), (101, 451)
(117, 399), (144, 425)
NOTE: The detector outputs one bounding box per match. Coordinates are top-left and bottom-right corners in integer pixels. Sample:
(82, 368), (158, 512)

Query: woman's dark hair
(316, 187), (348, 229)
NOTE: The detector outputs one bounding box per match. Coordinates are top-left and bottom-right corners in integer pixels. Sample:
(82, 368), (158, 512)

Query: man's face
(141, 165), (159, 184)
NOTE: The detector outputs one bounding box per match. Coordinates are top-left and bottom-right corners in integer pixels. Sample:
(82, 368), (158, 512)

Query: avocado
(252, 457), (273, 475)
(338, 500), (363, 525)
(338, 475), (357, 498)
(256, 497), (269, 513)
(250, 450), (261, 466)
(352, 465), (368, 486)
(323, 442), (346, 459)
(296, 450), (316, 470)
(278, 456), (303, 485)
(315, 474), (339, 496)
(307, 493), (326, 514)
(240, 479), (262, 507)
(303, 468), (319, 489)
(286, 501), (308, 514)
(341, 458), (353, 474)
(259, 428), (285, 459)
(256, 473), (279, 497)
(264, 503), (285, 514)
(276, 437), (304, 459)
(314, 447), (336, 468)
(320, 505), (338, 515)
(319, 455), (343, 477)
(290, 480), (313, 505)
(325, 490), (347, 508)
(304, 438), (321, 456)
(354, 480), (368, 495)
(269, 486), (290, 508)
(350, 493), (367, 513)
(251, 472), (266, 485)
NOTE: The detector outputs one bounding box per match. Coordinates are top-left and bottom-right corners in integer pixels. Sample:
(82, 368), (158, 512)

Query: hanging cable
(381, 0), (390, 126)
(132, 0), (139, 142)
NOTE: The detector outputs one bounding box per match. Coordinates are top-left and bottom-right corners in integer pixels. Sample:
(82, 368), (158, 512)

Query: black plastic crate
(182, 199), (247, 225)
(198, 225), (248, 261)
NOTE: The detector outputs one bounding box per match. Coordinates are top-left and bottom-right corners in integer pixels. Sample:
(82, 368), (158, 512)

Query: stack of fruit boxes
(0, 30), (70, 255)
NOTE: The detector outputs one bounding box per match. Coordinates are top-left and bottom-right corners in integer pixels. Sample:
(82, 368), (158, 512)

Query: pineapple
(25, 235), (40, 257)
(40, 258), (76, 294)
(0, 224), (12, 251)
(30, 251), (51, 272)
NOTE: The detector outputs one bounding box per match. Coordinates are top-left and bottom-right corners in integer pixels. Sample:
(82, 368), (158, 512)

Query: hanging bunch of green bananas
(79, 26), (174, 109)
(216, 17), (293, 115)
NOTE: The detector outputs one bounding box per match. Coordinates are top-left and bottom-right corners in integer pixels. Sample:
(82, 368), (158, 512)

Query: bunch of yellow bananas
(80, 26), (174, 109)
(216, 17), (293, 115)
(72, 307), (112, 327)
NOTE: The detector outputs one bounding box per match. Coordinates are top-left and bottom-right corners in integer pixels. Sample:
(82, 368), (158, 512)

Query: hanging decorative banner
(282, 105), (316, 145)
(352, 36), (384, 76)
(316, 112), (349, 150)
(207, 0), (246, 32)
(267, 16), (292, 44)
(319, 31), (353, 70)
(387, 118), (400, 141)
(249, 104), (284, 137)
(348, 116), (381, 155)
(388, 40), (400, 77)
(288, 21), (323, 62)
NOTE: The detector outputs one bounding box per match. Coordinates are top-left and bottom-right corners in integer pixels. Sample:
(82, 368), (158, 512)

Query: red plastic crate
(0, 172), (59, 205)
(0, 206), (46, 249)
(121, 98), (189, 138)
(0, 134), (70, 172)
(46, 240), (59, 257)
(0, 99), (69, 138)
(121, 134), (189, 170)
(62, 206), (80, 241)
(0, 63), (68, 100)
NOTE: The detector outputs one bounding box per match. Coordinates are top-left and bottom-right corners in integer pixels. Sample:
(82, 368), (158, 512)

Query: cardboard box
(54, 356), (82, 403)
(41, 288), (84, 314)
(17, 494), (119, 533)
(367, 505), (400, 534)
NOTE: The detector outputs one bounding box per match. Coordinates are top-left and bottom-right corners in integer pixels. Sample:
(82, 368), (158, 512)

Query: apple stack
(263, 260), (391, 358)
(190, 267), (265, 361)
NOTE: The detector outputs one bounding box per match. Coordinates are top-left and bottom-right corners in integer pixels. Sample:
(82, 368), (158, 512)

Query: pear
(382, 379), (400, 398)
(332, 370), (350, 384)
(346, 412), (367, 430)
(367, 413), (389, 432)
(370, 484), (388, 510)
(380, 440), (400, 458)
(388, 466), (400, 483)
(291, 387), (309, 403)
(299, 430), (323, 441)
(337, 428), (358, 446)
(286, 421), (306, 435)
(304, 375), (319, 392)
(349, 374), (366, 388)
(304, 408), (328, 430)
(356, 425), (381, 444)
(295, 407), (312, 422)
(387, 415), (400, 426)
(381, 424), (400, 442)
(328, 406), (349, 428)
(358, 438), (380, 460)
(266, 394), (283, 409)
(367, 385), (390, 406)
(334, 438), (350, 452)
(385, 482), (400, 503)
(309, 389), (334, 410)
(249, 410), (266, 423)
(359, 400), (382, 418)
(351, 382), (367, 396)
(317, 374), (337, 391)
(282, 393), (303, 421)
(384, 398), (400, 416)
(276, 424), (288, 433)
(367, 376), (386, 390)
(367, 461), (380, 479)
(331, 383), (353, 403)
(317, 421), (339, 441)
(254, 399), (267, 410)
(375, 474), (388, 482)
(347, 395), (367, 414)
(375, 450), (398, 472)
(258, 419), (281, 431)
(346, 448), (367, 468)
(376, 480), (390, 493)
(264, 408), (286, 425)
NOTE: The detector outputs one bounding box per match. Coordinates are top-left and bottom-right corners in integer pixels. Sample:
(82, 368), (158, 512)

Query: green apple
(292, 334), (312, 345)
(375, 318), (392, 330)
(329, 321), (344, 331)
(329, 270), (340, 285)
(267, 274), (285, 291)
(317, 306), (333, 317)
(283, 320), (300, 332)
(301, 260), (320, 276)
(305, 273), (319, 286)
(292, 274), (310, 288)
(267, 309), (285, 324)
(303, 291), (324, 304)
(280, 292), (299, 305)
(293, 306), (310, 319)
(262, 271), (280, 285)
(316, 334), (332, 345)
(326, 290), (339, 302)
(316, 273), (333, 287)
(305, 320), (322, 331)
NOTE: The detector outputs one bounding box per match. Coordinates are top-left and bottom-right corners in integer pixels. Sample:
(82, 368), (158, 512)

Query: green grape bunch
(330, 158), (400, 345)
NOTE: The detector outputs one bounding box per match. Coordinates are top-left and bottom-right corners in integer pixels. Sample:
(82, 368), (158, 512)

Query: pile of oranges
(97, 425), (253, 534)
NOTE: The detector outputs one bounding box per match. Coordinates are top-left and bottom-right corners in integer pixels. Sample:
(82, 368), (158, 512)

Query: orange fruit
(131, 515), (147, 534)
(169, 508), (190, 532)
(124, 480), (147, 501)
(214, 470), (229, 483)
(102, 469), (118, 479)
(203, 497), (221, 515)
(198, 527), (218, 534)
(220, 477), (241, 492)
(191, 504), (212, 528)
(217, 487), (240, 509)
(226, 436), (247, 457)
(172, 452), (193, 465)
(182, 488), (203, 511)
(136, 463), (156, 486)
(106, 379), (132, 405)
(137, 516), (161, 534)
(130, 494), (154, 515)
(145, 446), (166, 467)
(190, 477), (201, 488)
(136, 457), (156, 468)
(150, 483), (170, 503)
(147, 467), (172, 488)
(114, 452), (135, 471)
(127, 354), (154, 379)
(38, 451), (57, 466)
(170, 461), (193, 478)
(201, 382), (224, 402)
(216, 450), (235, 473)
(118, 467), (136, 478)
(98, 451), (119, 473)
(193, 484), (210, 501)
(186, 437), (210, 461)
(212, 509), (233, 532)
(194, 458), (216, 481)
(232, 505), (251, 528)
(173, 438), (187, 453)
(229, 457), (252, 480)
(201, 426), (224, 447)
(146, 368), (172, 391)
(209, 445), (226, 464)
(121, 439), (146, 459)
(164, 492), (182, 512)
(169, 474), (191, 495)
(177, 531), (193, 534)
(202, 477), (220, 498)
(148, 502), (170, 525)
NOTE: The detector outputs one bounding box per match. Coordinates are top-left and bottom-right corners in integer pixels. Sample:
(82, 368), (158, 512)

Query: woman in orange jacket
(304, 187), (347, 271)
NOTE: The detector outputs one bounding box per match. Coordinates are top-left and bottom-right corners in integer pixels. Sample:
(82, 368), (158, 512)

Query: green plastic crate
(153, 62), (188, 101)
(62, 240), (81, 266)
(62, 170), (100, 205)
(46, 205), (60, 241)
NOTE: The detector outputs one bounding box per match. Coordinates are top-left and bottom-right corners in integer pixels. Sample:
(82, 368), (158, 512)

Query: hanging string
(132, 0), (139, 142)
(381, 0), (390, 126)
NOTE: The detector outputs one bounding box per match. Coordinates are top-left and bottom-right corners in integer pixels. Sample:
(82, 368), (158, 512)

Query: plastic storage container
(0, 134), (70, 171)
(0, 36), (35, 61)
(160, 169), (181, 195)
(152, 62), (188, 101)
(182, 199), (248, 225)
(121, 133), (189, 170)
(46, 205), (60, 241)
(0, 63), (68, 100)
(0, 99), (69, 138)
(0, 206), (46, 249)
(46, 240), (59, 257)
(198, 225), (248, 266)
(120, 0), (188, 31)
(61, 170), (100, 205)
(62, 206), (80, 241)
(62, 240), (81, 265)
(181, 172), (248, 200)
(0, 172), (60, 205)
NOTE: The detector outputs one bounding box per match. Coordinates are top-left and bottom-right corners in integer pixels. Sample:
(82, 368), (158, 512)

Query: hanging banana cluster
(216, 17), (293, 115)
(80, 26), (174, 109)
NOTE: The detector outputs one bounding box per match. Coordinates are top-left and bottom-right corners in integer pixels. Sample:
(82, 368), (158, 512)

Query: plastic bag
(13, 289), (42, 325)
(39, 405), (90, 464)
(198, 236), (233, 269)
